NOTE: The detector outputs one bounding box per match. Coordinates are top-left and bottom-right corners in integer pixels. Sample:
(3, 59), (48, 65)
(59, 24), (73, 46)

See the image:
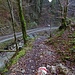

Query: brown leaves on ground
(7, 27), (75, 75)
(7, 36), (60, 75)
(46, 28), (75, 73)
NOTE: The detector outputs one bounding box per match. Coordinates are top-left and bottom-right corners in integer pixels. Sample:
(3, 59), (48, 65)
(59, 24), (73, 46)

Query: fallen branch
(0, 50), (16, 52)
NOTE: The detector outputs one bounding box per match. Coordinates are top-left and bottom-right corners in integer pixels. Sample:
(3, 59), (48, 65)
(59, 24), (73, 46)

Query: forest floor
(6, 36), (60, 75)
(4, 27), (75, 75)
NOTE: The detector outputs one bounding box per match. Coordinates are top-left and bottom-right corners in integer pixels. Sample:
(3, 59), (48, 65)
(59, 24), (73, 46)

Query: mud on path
(6, 36), (65, 75)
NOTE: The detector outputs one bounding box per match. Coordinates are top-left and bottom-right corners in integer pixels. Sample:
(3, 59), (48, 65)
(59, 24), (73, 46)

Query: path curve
(0, 27), (58, 43)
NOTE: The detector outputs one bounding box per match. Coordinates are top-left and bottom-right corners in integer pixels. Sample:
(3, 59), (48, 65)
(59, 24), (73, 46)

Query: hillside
(3, 26), (75, 75)
(0, 0), (75, 75)
(0, 0), (75, 36)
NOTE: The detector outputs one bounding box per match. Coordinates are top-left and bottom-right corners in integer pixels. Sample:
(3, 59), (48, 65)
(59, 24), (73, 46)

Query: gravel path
(0, 27), (58, 43)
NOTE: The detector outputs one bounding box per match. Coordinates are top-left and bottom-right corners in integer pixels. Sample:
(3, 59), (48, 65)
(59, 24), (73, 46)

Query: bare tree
(7, 0), (18, 52)
(58, 0), (69, 30)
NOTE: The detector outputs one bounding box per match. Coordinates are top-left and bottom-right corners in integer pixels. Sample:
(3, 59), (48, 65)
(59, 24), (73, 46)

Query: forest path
(0, 27), (58, 43)
(8, 36), (60, 75)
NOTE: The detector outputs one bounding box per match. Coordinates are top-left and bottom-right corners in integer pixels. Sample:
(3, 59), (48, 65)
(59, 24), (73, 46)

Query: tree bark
(7, 0), (18, 52)
(17, 0), (27, 44)
(58, 0), (68, 30)
(39, 0), (43, 17)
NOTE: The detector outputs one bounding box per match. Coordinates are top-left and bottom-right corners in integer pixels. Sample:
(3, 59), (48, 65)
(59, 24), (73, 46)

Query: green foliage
(46, 38), (54, 45)
(27, 21), (37, 29)
(69, 40), (75, 45)
(68, 32), (75, 39)
(51, 0), (56, 7)
(62, 56), (70, 62)
(66, 18), (71, 25)
(56, 29), (64, 37)
(70, 17), (75, 23)
(51, 0), (61, 13)
(71, 33), (75, 37)
(69, 33), (75, 45)
(70, 46), (75, 53)
(46, 29), (64, 46)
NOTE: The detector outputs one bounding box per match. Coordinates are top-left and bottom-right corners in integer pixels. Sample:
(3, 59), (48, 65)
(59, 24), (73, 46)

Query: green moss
(3, 68), (8, 73)
(0, 49), (27, 74)
(64, 56), (70, 59)
(70, 17), (75, 23)
(69, 46), (75, 53)
(27, 22), (37, 29)
(0, 66), (8, 75)
(69, 32), (75, 37)
(10, 39), (33, 65)
(56, 29), (64, 37)
(11, 49), (26, 64)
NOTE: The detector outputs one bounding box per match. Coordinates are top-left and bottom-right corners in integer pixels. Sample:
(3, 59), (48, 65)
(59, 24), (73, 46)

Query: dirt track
(7, 36), (59, 75)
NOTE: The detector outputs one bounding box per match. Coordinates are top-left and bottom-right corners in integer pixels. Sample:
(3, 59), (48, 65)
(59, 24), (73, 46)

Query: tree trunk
(7, 0), (18, 52)
(58, 0), (68, 30)
(34, 0), (37, 13)
(64, 0), (68, 22)
(38, 0), (43, 17)
(17, 0), (27, 44)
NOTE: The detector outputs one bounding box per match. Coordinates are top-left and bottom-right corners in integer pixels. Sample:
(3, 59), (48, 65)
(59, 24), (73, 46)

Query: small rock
(51, 66), (57, 74)
(31, 66), (34, 69)
(32, 70), (35, 72)
(47, 64), (51, 68)
(21, 69), (25, 73)
(13, 44), (16, 48)
(41, 49), (43, 50)
(40, 55), (43, 58)
(46, 51), (51, 55)
(57, 63), (70, 74)
(72, 67), (75, 71)
(29, 60), (32, 62)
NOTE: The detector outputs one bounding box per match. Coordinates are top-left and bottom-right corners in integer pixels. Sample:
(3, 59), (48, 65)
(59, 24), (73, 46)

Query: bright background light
(48, 0), (52, 2)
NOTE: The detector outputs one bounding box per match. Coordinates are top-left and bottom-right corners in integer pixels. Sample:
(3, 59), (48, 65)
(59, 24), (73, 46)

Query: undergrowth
(0, 38), (34, 75)
(46, 29), (64, 45)
(46, 27), (75, 64)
